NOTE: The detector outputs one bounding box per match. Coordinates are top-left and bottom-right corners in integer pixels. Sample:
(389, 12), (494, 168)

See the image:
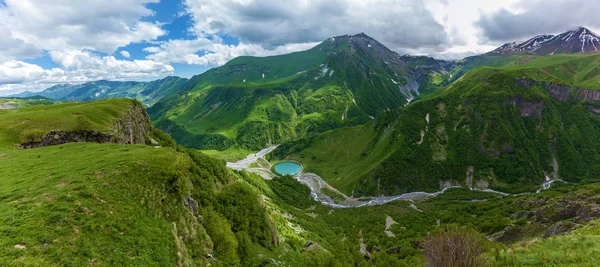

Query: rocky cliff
(517, 79), (600, 102)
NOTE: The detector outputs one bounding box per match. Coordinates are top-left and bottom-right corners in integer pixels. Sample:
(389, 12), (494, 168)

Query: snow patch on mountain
(490, 27), (600, 55)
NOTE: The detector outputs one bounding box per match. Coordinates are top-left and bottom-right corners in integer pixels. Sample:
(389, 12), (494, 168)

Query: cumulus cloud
(0, 0), (172, 94)
(120, 51), (131, 58)
(183, 0), (450, 53)
(0, 26), (41, 61)
(476, 0), (600, 42)
(0, 0), (165, 54)
(0, 51), (173, 94)
(145, 38), (318, 66)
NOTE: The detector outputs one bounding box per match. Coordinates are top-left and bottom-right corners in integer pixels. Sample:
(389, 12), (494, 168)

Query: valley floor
(226, 146), (569, 208)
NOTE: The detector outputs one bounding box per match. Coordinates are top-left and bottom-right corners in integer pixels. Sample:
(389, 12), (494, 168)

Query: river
(226, 146), (566, 208)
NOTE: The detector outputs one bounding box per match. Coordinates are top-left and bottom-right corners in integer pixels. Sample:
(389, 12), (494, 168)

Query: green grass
(201, 146), (254, 162)
(0, 98), (135, 149)
(285, 122), (398, 195)
(455, 54), (600, 90)
(0, 143), (194, 265)
(491, 220), (600, 266)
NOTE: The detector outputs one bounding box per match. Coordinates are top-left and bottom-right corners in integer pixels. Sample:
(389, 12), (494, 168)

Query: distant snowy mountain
(490, 27), (600, 55)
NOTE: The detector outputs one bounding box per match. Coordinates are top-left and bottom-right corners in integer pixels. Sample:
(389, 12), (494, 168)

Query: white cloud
(145, 38), (318, 66)
(0, 51), (173, 94)
(0, 0), (166, 54)
(476, 0), (600, 42)
(0, 60), (49, 84)
(173, 0), (542, 61)
(0, 0), (171, 94)
(0, 25), (41, 61)
(144, 0), (462, 66)
(183, 0), (450, 53)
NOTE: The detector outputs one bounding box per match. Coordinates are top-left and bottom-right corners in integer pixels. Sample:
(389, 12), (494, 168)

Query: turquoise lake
(273, 161), (303, 176)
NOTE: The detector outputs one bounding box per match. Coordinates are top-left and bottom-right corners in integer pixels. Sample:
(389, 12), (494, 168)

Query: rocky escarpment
(109, 100), (153, 144)
(517, 79), (600, 102)
(17, 101), (152, 149)
(493, 193), (600, 243)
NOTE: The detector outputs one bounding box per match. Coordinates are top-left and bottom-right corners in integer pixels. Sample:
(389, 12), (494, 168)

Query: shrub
(423, 225), (490, 267)
(73, 116), (93, 133)
(20, 129), (46, 143)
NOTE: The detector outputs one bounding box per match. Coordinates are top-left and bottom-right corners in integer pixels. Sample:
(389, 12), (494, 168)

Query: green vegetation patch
(0, 98), (135, 149)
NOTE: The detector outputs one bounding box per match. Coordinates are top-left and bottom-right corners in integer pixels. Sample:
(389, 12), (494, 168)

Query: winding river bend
(226, 145), (566, 208)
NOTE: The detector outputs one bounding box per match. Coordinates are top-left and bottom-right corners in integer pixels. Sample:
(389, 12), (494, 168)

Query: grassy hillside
(450, 53), (600, 88)
(249, 171), (600, 266)
(0, 98), (145, 149)
(0, 144), (194, 265)
(0, 142), (289, 266)
(272, 119), (400, 195)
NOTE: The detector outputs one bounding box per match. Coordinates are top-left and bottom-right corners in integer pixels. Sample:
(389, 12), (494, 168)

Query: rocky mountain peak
(489, 26), (600, 55)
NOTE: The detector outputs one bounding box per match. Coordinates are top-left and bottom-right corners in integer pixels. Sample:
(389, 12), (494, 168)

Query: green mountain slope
(10, 84), (80, 100)
(275, 54), (600, 196)
(149, 34), (450, 151)
(10, 76), (188, 106)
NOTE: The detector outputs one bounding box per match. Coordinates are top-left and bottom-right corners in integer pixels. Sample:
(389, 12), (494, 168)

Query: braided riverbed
(227, 145), (566, 208)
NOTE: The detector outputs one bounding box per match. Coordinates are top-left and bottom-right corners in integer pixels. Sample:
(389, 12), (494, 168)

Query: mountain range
(490, 27), (600, 55)
(10, 76), (188, 106)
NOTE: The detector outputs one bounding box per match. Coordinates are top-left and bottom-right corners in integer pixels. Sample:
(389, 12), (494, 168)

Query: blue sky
(0, 0), (599, 95)
(21, 0), (210, 79)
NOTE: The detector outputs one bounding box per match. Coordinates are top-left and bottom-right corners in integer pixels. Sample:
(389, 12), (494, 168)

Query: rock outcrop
(494, 194), (600, 243)
(517, 79), (600, 102)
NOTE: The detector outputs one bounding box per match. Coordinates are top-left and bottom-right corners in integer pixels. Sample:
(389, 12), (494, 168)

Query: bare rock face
(516, 79), (600, 103)
(545, 84), (572, 101)
(301, 241), (322, 253)
(494, 195), (600, 243)
(508, 96), (545, 118)
(109, 100), (152, 144)
(574, 88), (600, 102)
(17, 100), (152, 149)
(17, 130), (118, 149)
(544, 221), (577, 238)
